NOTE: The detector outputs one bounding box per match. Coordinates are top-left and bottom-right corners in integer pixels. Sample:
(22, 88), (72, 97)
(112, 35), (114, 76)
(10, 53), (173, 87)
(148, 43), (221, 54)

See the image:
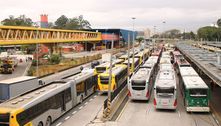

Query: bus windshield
(189, 89), (208, 97)
(96, 67), (106, 73)
(156, 87), (175, 97)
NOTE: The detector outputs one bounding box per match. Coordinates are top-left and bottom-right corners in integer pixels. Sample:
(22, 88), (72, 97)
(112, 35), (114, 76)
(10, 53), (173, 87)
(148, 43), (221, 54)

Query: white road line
(56, 122), (62, 126)
(178, 110), (181, 118)
(72, 111), (77, 115)
(79, 106), (84, 110)
(84, 102), (88, 105)
(65, 116), (70, 120)
(94, 95), (97, 98)
(89, 98), (93, 101)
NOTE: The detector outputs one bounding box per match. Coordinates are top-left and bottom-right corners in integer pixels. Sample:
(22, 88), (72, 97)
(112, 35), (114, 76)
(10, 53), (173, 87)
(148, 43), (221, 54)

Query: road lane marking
(72, 111), (77, 115)
(65, 116), (70, 120)
(79, 106), (84, 110)
(178, 110), (181, 117)
(84, 102), (88, 105)
(89, 98), (93, 101)
(94, 95), (97, 98)
(56, 122), (62, 126)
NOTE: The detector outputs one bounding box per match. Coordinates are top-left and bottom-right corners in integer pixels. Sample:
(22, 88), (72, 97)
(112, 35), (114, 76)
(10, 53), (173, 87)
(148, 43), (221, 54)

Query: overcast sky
(1, 0), (221, 32)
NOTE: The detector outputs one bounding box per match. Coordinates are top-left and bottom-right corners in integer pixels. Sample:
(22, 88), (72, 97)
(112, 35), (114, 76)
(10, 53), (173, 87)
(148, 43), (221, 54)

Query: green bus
(179, 67), (210, 112)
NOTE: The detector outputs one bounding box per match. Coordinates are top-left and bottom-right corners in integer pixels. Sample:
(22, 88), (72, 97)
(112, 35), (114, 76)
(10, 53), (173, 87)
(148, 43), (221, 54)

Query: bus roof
(160, 57), (171, 64)
(131, 67), (152, 81)
(155, 70), (176, 88)
(102, 65), (127, 75)
(65, 69), (94, 84)
(0, 82), (70, 110)
(180, 67), (198, 77)
(123, 58), (139, 64)
(147, 56), (158, 63)
(159, 64), (173, 71)
(173, 51), (181, 56)
(0, 76), (37, 85)
(182, 76), (208, 89)
(95, 62), (113, 68)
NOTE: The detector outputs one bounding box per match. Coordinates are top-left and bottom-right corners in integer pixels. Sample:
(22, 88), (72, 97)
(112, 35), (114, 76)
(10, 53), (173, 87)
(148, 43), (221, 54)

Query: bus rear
(154, 86), (177, 110)
(182, 76), (210, 112)
(154, 70), (177, 110)
(128, 68), (153, 100)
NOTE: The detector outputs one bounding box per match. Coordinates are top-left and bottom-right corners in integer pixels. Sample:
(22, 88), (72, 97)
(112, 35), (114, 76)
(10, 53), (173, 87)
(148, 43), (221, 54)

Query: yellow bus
(135, 52), (145, 64)
(0, 69), (97, 126)
(123, 58), (140, 73)
(97, 64), (127, 92)
(94, 62), (115, 75)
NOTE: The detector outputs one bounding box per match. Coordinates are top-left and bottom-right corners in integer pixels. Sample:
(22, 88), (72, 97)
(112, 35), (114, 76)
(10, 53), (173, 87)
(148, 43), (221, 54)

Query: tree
(50, 54), (61, 64)
(217, 18), (221, 27)
(197, 26), (219, 41)
(1, 15), (33, 26)
(54, 15), (91, 30)
(136, 37), (144, 43)
(54, 15), (69, 29)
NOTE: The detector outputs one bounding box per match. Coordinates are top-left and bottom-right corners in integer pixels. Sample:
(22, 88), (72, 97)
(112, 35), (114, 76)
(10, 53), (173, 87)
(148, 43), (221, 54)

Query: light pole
(132, 17), (136, 72)
(162, 21), (166, 40)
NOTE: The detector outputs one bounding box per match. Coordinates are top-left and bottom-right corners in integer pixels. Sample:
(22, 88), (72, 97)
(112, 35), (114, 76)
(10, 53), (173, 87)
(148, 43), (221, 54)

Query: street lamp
(132, 17), (136, 72)
(162, 21), (166, 40)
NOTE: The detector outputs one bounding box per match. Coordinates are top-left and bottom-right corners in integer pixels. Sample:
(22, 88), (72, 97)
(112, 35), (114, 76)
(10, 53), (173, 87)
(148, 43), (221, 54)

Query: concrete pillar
(217, 50), (221, 65)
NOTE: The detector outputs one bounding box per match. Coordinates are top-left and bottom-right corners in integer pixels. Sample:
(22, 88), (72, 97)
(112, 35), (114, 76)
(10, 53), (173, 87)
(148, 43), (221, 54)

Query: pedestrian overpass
(0, 26), (102, 45)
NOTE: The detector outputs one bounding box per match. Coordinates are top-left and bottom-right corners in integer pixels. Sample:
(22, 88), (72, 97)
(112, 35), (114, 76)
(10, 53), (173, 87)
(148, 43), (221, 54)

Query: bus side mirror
(38, 79), (44, 86)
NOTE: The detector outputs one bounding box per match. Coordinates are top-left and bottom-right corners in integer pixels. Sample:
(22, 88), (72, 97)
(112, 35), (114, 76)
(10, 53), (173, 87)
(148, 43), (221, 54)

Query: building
(87, 29), (137, 49)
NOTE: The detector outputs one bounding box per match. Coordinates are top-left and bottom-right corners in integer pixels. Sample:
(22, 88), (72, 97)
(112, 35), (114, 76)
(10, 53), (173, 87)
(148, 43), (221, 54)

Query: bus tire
(45, 116), (52, 126)
(38, 122), (43, 126)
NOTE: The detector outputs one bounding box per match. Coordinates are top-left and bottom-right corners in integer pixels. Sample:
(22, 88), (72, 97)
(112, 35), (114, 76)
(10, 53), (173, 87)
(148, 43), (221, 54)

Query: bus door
(61, 93), (66, 111)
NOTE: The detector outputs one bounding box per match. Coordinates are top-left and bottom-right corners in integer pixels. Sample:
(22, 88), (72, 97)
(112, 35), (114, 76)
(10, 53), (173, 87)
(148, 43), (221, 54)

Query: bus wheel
(38, 122), (43, 126)
(45, 116), (52, 126)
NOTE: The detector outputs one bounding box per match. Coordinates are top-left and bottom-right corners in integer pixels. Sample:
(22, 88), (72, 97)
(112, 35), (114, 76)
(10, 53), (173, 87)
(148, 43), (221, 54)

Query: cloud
(0, 0), (221, 32)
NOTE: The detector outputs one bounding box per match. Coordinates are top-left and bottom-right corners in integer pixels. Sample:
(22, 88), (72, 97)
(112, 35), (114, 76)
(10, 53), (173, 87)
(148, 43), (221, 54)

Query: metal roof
(0, 76), (37, 85)
(176, 42), (221, 87)
(131, 67), (152, 81)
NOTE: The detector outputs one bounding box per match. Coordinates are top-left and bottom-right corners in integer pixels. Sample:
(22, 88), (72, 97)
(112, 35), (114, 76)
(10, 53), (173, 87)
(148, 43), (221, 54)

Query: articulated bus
(123, 58), (140, 73)
(95, 62), (115, 75)
(0, 69), (97, 126)
(128, 65), (155, 100)
(154, 69), (177, 110)
(97, 64), (127, 92)
(179, 67), (210, 112)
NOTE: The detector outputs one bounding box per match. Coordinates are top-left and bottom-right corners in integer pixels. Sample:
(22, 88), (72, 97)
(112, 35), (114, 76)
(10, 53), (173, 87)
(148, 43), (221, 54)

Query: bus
(179, 67), (210, 112)
(0, 69), (97, 126)
(97, 64), (127, 92)
(95, 62), (115, 75)
(123, 58), (140, 73)
(174, 56), (191, 74)
(128, 65), (155, 100)
(113, 59), (124, 65)
(135, 52), (145, 64)
(154, 69), (177, 110)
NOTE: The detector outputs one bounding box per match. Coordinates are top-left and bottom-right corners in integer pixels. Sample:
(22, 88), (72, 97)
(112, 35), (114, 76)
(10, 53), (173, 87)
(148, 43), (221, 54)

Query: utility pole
(107, 33), (114, 117)
(127, 34), (131, 76)
(132, 17), (136, 72)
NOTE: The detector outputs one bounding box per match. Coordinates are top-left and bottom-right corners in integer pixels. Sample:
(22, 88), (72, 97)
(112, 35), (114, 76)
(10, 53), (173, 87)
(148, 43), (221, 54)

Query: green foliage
(136, 37), (144, 43)
(50, 54), (61, 64)
(32, 59), (37, 66)
(217, 18), (221, 27)
(197, 26), (221, 41)
(54, 15), (91, 30)
(1, 15), (33, 26)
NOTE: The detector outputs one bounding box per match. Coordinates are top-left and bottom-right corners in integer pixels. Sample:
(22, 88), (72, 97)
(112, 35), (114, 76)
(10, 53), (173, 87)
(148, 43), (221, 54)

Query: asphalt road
(52, 93), (107, 126)
(0, 60), (31, 80)
(116, 77), (219, 126)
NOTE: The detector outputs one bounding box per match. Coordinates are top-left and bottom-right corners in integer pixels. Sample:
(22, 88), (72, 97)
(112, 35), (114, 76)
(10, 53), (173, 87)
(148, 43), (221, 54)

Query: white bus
(128, 66), (155, 100)
(154, 69), (177, 110)
(0, 69), (97, 126)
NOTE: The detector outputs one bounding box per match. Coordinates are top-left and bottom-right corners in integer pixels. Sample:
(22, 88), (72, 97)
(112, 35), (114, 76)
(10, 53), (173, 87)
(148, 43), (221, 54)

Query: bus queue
(0, 43), (212, 126)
